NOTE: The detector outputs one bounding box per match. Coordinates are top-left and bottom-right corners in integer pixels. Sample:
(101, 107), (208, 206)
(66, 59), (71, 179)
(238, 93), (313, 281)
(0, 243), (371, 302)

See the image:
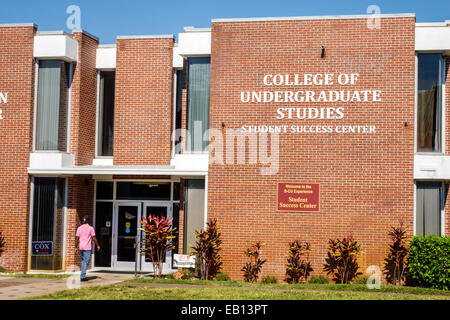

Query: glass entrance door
(141, 202), (173, 273)
(112, 202), (141, 270)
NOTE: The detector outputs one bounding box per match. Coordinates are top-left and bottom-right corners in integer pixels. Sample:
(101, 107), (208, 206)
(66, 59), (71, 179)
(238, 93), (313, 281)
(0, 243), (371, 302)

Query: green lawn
(0, 272), (70, 279)
(28, 278), (450, 300)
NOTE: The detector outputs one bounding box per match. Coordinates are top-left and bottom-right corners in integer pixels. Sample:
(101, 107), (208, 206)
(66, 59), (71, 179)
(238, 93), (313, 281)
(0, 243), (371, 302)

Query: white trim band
(212, 13), (416, 23)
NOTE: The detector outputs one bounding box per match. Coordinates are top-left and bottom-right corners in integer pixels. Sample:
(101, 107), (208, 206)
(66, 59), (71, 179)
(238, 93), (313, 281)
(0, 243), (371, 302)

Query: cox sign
(32, 241), (53, 256)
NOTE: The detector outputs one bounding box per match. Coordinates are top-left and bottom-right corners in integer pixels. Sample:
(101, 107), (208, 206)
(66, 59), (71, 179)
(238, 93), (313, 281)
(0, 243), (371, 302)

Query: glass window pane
(417, 54), (442, 152)
(173, 182), (180, 201)
(98, 71), (115, 156)
(31, 177), (65, 270)
(36, 60), (69, 151)
(416, 181), (441, 236)
(116, 182), (170, 200)
(94, 202), (113, 267)
(187, 57), (210, 152)
(96, 181), (113, 200)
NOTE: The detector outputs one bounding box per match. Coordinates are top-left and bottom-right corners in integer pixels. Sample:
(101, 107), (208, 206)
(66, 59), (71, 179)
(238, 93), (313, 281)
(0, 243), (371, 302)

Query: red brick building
(0, 14), (449, 280)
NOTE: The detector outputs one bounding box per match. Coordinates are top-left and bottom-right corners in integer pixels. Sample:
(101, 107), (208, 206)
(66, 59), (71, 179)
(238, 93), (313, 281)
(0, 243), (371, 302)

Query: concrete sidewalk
(0, 272), (135, 300)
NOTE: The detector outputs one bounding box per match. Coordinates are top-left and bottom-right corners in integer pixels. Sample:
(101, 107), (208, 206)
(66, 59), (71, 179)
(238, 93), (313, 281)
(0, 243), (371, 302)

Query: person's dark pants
(80, 250), (91, 279)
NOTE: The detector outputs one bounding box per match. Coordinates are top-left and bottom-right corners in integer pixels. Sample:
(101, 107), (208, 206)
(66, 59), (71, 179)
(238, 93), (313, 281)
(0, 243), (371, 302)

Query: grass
(28, 278), (450, 300)
(0, 272), (70, 279)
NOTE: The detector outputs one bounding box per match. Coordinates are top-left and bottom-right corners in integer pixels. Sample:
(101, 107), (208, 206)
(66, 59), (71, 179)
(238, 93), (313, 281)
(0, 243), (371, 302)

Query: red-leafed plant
(384, 225), (409, 286)
(323, 236), (362, 284)
(0, 231), (5, 257)
(242, 241), (267, 282)
(139, 215), (176, 278)
(191, 219), (223, 280)
(285, 240), (313, 284)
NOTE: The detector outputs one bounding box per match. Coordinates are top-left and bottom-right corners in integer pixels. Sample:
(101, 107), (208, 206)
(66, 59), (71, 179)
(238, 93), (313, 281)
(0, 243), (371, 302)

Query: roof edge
(212, 13), (416, 23)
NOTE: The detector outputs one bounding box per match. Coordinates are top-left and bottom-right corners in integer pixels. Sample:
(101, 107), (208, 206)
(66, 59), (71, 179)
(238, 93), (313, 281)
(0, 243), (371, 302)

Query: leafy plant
(0, 231), (5, 257)
(191, 219), (223, 280)
(215, 272), (231, 281)
(139, 215), (176, 279)
(352, 276), (369, 284)
(262, 275), (278, 284)
(384, 225), (409, 286)
(308, 275), (329, 284)
(241, 241), (266, 283)
(182, 268), (195, 280)
(323, 236), (362, 284)
(285, 240), (313, 284)
(407, 236), (450, 290)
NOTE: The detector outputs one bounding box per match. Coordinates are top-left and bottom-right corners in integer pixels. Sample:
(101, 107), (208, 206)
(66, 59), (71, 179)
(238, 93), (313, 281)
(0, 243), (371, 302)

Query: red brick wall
(209, 17), (416, 281)
(114, 37), (174, 165)
(0, 26), (35, 271)
(65, 176), (94, 269)
(70, 32), (98, 165)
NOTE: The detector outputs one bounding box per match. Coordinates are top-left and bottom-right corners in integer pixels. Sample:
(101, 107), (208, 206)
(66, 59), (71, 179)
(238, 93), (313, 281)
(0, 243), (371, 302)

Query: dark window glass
(417, 54), (442, 152)
(31, 177), (65, 270)
(98, 71), (115, 156)
(116, 182), (170, 200)
(94, 202), (113, 267)
(96, 181), (113, 200)
(175, 70), (183, 154)
(173, 182), (180, 201)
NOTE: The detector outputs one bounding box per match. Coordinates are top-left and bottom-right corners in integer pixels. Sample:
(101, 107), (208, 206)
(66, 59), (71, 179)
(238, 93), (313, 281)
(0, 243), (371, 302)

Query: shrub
(191, 219), (223, 280)
(242, 241), (266, 282)
(215, 272), (231, 281)
(182, 268), (195, 280)
(139, 215), (176, 278)
(407, 236), (450, 290)
(166, 272), (176, 279)
(285, 240), (313, 284)
(323, 236), (362, 284)
(384, 225), (409, 286)
(0, 231), (5, 257)
(308, 275), (329, 284)
(352, 276), (369, 284)
(262, 275), (278, 284)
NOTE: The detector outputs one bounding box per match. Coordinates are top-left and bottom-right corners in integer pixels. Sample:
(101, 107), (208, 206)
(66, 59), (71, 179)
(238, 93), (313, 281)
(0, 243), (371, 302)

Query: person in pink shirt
(76, 216), (100, 281)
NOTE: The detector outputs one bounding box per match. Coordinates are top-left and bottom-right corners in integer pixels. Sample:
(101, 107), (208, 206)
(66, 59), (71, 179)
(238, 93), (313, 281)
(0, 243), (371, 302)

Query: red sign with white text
(277, 183), (320, 212)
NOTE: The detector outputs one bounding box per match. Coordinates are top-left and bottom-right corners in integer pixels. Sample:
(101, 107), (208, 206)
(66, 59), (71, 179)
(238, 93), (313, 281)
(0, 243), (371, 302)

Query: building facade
(0, 13), (449, 280)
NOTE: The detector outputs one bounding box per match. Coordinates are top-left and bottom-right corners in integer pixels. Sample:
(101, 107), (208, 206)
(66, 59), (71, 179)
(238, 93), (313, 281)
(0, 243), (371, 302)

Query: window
(96, 181), (113, 200)
(97, 71), (115, 156)
(174, 69), (183, 154)
(416, 181), (442, 236)
(187, 57), (210, 152)
(31, 177), (66, 270)
(116, 182), (170, 200)
(183, 179), (205, 253)
(35, 60), (71, 151)
(417, 53), (443, 153)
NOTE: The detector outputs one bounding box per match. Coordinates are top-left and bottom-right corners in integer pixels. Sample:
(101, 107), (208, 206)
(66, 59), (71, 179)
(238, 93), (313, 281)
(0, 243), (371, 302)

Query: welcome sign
(277, 183), (320, 212)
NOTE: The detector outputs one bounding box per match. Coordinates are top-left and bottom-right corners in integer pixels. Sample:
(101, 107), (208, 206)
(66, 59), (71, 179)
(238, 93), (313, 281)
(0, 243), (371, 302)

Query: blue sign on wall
(32, 241), (53, 256)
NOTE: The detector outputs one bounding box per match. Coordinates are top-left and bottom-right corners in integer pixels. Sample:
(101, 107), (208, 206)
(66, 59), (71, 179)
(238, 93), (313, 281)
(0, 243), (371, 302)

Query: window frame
(32, 59), (72, 153)
(414, 180), (445, 237)
(415, 52), (446, 154)
(95, 69), (116, 158)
